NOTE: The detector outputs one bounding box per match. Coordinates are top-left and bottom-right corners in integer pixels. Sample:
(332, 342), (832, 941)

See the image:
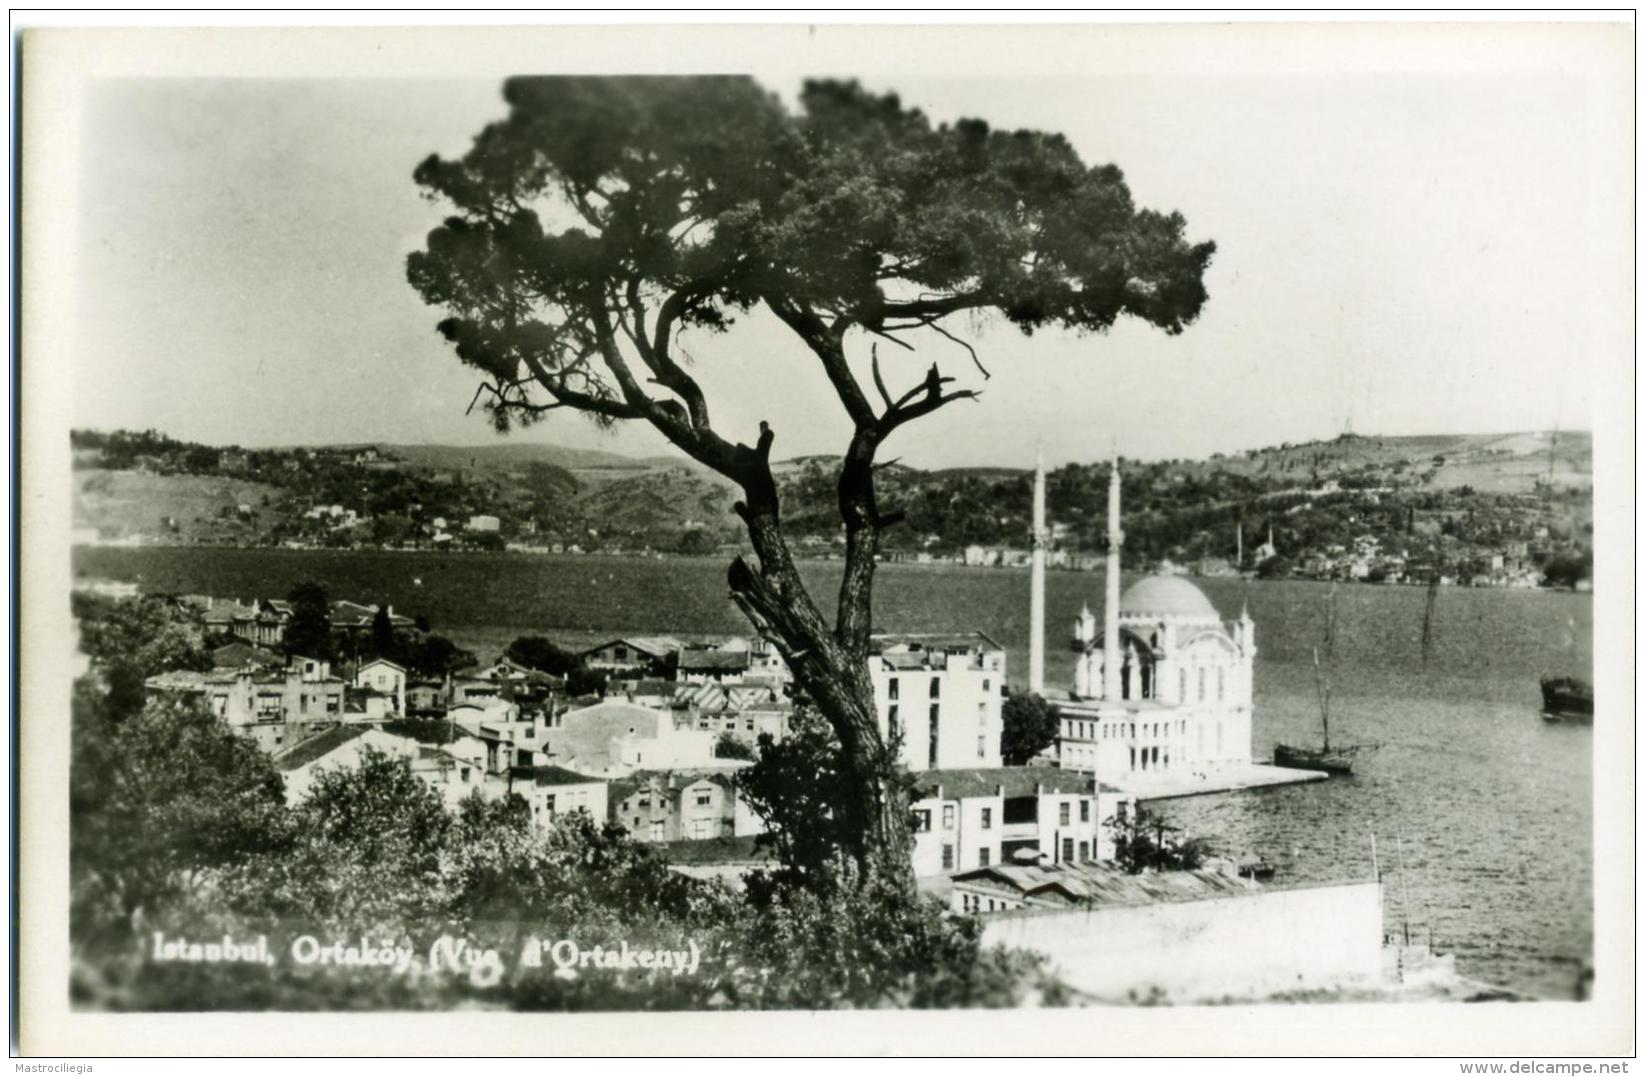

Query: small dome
(1119, 576), (1221, 620)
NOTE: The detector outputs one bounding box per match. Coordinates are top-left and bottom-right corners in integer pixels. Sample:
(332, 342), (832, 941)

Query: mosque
(1027, 455), (1289, 793)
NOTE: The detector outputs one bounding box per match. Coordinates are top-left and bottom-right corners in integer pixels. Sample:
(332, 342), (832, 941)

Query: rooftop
(911, 766), (1101, 801)
(1118, 576), (1222, 621)
(952, 860), (1258, 910)
(272, 725), (369, 772)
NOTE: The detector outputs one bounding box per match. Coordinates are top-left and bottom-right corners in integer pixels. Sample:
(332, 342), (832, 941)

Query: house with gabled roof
(579, 636), (681, 675)
(273, 726), (420, 805)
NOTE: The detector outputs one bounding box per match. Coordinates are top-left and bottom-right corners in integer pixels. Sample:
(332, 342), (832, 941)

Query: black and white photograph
(14, 16), (1635, 1059)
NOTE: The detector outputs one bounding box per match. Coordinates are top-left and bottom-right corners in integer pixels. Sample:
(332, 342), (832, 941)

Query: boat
(1274, 586), (1375, 775)
(1540, 676), (1593, 723)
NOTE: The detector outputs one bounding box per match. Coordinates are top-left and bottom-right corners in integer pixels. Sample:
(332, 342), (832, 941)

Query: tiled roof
(272, 725), (368, 772)
(581, 636), (682, 659)
(952, 861), (1257, 910)
(912, 767), (1094, 801)
(871, 631), (1003, 654)
(678, 649), (750, 673)
(516, 764), (605, 787)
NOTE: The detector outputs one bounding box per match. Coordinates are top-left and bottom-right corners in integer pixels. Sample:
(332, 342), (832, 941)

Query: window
(978, 848), (991, 867)
(977, 735), (986, 759)
(1061, 837), (1074, 862)
(941, 843), (954, 870)
(544, 794), (556, 815)
(982, 678), (991, 693)
(942, 804), (956, 830)
(1217, 668), (1226, 702)
(695, 793), (712, 807)
(1198, 668), (1207, 702)
(980, 808), (992, 829)
(1058, 802), (1071, 826)
(615, 646), (628, 661)
(460, 767), (471, 782)
(1080, 801), (1090, 823)
(912, 809), (932, 832)
(930, 676), (941, 698)
(648, 821), (665, 841)
(977, 702), (987, 726)
(888, 677), (900, 700)
(888, 703), (900, 735)
(1179, 669), (1188, 701)
(1078, 841), (1090, 861)
(928, 705), (940, 768)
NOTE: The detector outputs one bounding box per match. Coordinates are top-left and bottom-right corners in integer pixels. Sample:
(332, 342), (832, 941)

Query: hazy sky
(72, 54), (1612, 469)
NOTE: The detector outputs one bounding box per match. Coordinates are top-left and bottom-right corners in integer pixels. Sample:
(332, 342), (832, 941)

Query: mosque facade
(1028, 457), (1257, 785)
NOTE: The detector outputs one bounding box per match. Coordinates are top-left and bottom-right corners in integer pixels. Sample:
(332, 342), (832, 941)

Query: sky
(70, 41), (1617, 470)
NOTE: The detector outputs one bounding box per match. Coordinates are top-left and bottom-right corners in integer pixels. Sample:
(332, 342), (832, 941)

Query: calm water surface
(74, 546), (1594, 999)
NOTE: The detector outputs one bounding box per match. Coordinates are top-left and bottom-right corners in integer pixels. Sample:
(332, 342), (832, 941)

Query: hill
(69, 427), (1592, 585)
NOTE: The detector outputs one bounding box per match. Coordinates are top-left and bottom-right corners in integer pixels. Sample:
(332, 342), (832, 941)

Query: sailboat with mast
(1273, 584), (1374, 775)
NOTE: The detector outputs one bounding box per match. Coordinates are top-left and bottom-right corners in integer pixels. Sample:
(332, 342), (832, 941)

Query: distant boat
(1274, 586), (1375, 776)
(1540, 676), (1592, 723)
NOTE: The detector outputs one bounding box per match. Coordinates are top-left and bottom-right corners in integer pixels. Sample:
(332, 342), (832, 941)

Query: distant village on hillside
(70, 426), (1593, 590)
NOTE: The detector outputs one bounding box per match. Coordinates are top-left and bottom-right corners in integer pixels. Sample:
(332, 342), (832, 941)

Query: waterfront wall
(981, 880), (1384, 1003)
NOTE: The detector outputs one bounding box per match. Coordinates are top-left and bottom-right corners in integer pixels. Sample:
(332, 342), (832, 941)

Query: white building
(1044, 461), (1256, 784)
(352, 657), (406, 715)
(273, 727), (420, 805)
(868, 633), (1005, 772)
(546, 700), (720, 778)
(909, 768), (1130, 878)
(466, 514), (501, 533)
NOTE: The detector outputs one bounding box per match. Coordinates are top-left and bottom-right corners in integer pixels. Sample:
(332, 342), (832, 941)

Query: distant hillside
(69, 427), (1592, 584)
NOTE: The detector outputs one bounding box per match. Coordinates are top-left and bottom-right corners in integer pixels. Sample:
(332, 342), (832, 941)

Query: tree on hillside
(1000, 690), (1060, 766)
(371, 604), (397, 657)
(408, 76), (1214, 887)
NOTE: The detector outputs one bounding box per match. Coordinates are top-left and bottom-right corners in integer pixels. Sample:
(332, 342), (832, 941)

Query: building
(545, 700), (719, 777)
(579, 636), (682, 676)
(352, 657), (406, 716)
(1037, 460), (1257, 786)
(147, 656), (346, 753)
(273, 726), (420, 804)
(506, 765), (610, 827)
(950, 858), (1255, 915)
(868, 633), (1006, 772)
(408, 737), (493, 807)
(676, 647), (751, 684)
(466, 514), (501, 533)
(608, 768), (762, 843)
(908, 767), (1128, 878)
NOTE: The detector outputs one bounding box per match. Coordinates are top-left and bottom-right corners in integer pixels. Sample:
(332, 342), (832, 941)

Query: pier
(1116, 762), (1328, 802)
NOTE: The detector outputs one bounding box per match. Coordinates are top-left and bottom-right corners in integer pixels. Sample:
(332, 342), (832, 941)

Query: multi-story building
(608, 768), (762, 843)
(868, 633), (1005, 772)
(908, 767), (1129, 878)
(147, 656), (346, 753)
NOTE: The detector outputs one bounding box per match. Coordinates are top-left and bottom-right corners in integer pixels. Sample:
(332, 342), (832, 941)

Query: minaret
(1028, 445), (1047, 696)
(1103, 455), (1124, 702)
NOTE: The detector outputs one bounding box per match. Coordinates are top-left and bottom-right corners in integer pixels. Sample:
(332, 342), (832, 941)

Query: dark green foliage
(370, 604), (396, 656)
(407, 76), (1213, 434)
(735, 708), (901, 888)
(713, 732), (754, 760)
(1540, 549), (1593, 589)
(283, 580), (332, 661)
(1000, 690), (1060, 766)
(72, 593), (213, 721)
(70, 684), (289, 947)
(1105, 806), (1208, 875)
(402, 633), (476, 677)
(504, 635), (582, 677)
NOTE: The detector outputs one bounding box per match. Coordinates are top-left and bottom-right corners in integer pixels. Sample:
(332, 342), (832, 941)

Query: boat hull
(1540, 677), (1593, 724)
(1273, 743), (1356, 776)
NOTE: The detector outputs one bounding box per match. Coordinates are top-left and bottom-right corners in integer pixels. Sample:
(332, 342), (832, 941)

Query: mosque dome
(1119, 576), (1221, 620)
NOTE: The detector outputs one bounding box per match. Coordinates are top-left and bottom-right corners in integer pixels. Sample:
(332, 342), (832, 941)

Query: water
(72, 546), (1593, 998)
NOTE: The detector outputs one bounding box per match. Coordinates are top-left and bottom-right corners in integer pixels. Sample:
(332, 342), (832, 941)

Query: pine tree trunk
(725, 444), (913, 892)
